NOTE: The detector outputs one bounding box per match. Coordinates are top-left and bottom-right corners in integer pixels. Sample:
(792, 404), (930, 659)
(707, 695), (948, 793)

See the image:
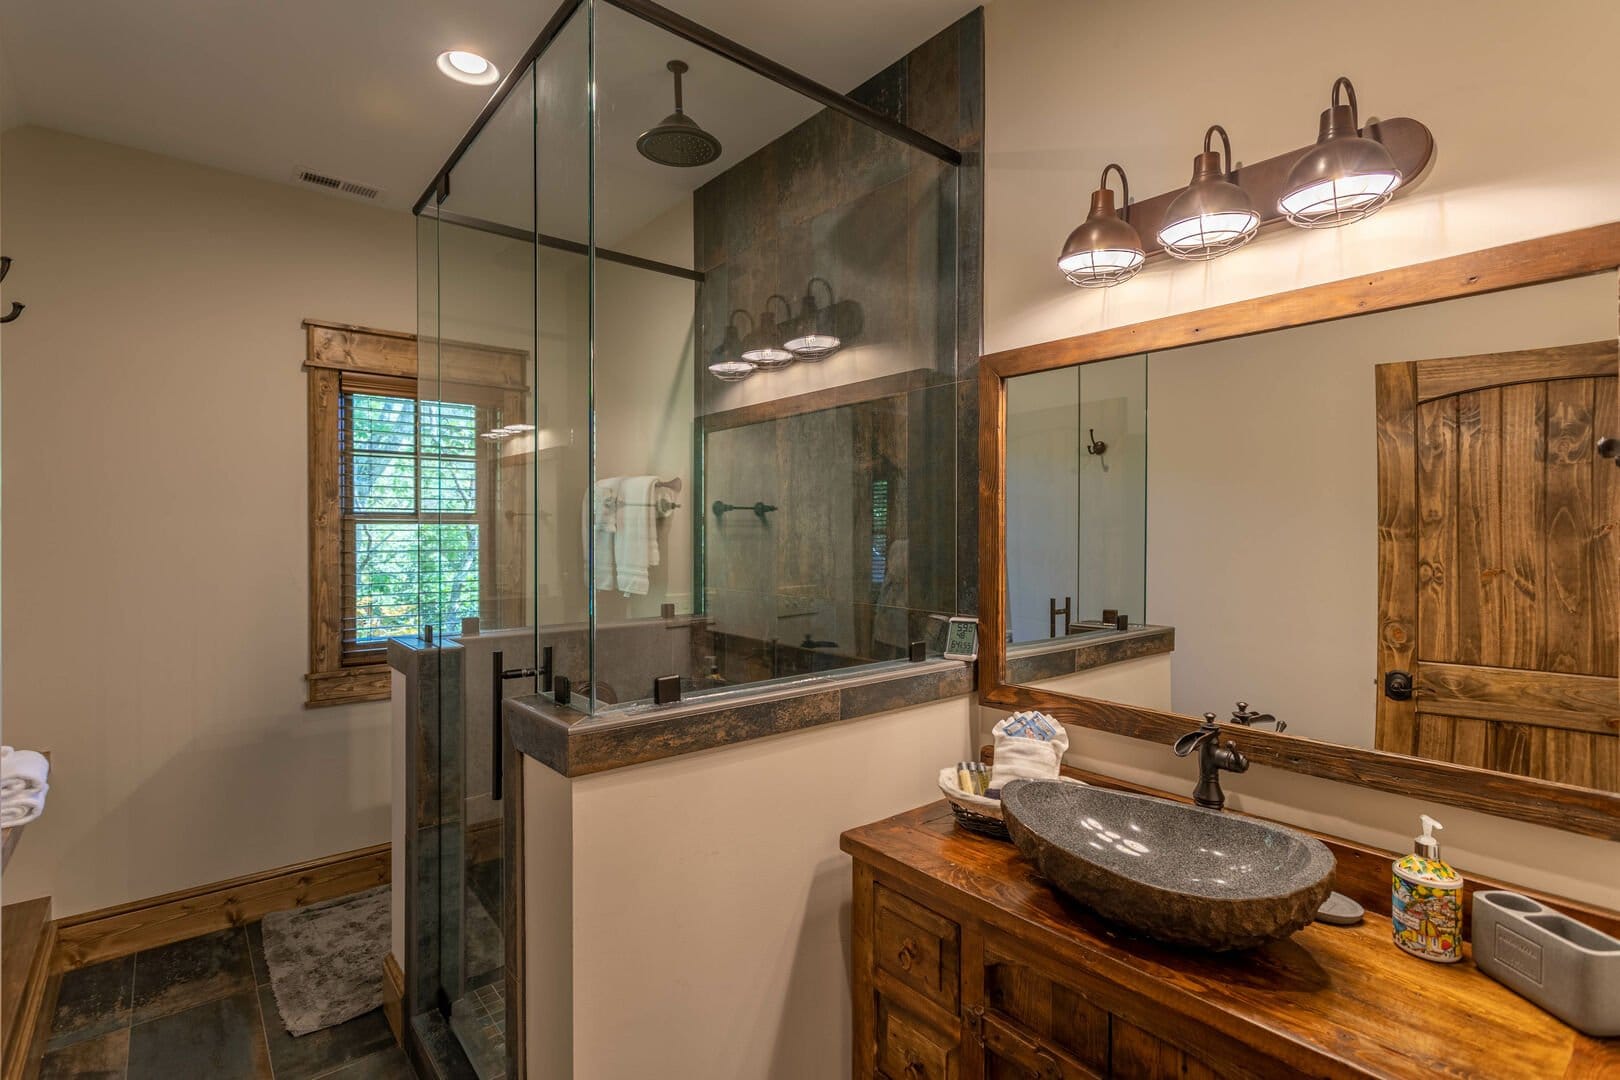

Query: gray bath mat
(262, 886), (390, 1036)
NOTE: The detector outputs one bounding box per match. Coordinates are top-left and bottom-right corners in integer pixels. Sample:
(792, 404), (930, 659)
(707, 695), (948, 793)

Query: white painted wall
(984, 0), (1620, 356)
(983, 0), (1620, 907)
(0, 127), (413, 916)
(527, 697), (972, 1080)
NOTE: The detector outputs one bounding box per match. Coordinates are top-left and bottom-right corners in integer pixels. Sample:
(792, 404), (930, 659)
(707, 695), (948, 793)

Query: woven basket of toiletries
(937, 767), (1088, 841)
(938, 766), (1012, 838)
(941, 711), (1076, 840)
(1471, 890), (1620, 1036)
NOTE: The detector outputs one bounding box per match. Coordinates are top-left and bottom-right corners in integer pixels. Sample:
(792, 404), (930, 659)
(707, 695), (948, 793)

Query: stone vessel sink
(1001, 780), (1335, 951)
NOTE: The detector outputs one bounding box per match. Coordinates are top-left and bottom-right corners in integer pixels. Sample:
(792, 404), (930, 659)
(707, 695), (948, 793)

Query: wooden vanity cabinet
(845, 802), (1620, 1080)
(853, 863), (1241, 1080)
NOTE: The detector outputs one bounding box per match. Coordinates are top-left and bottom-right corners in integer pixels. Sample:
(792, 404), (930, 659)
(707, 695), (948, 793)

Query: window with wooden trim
(305, 320), (528, 706)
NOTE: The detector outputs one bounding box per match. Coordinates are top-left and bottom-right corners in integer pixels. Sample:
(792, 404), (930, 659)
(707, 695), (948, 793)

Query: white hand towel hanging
(614, 475), (663, 596)
(1, 748), (48, 797)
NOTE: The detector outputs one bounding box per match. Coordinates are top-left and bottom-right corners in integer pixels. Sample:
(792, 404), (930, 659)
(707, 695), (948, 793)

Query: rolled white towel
(1, 784), (47, 828)
(1, 749), (48, 797)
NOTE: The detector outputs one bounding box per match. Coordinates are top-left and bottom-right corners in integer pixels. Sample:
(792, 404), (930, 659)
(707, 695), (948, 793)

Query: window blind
(338, 374), (482, 661)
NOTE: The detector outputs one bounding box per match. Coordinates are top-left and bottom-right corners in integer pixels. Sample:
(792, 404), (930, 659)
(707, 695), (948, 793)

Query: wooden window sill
(305, 664), (392, 707)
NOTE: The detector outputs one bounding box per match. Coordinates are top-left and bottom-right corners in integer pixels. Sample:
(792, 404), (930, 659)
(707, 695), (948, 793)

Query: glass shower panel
(1004, 354), (1147, 645)
(1005, 366), (1081, 644)
(589, 2), (961, 706)
(1075, 354), (1147, 626)
(419, 55), (540, 1079)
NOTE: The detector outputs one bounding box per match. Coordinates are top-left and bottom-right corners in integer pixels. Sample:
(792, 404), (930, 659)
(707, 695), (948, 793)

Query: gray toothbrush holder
(1471, 890), (1620, 1036)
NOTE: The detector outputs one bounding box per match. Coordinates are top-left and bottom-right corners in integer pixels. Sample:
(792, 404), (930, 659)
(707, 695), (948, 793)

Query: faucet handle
(1231, 702), (1286, 731)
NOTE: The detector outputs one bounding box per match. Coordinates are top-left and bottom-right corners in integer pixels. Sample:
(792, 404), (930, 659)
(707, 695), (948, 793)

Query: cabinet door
(982, 948), (1109, 1075)
(1110, 1018), (1226, 1080)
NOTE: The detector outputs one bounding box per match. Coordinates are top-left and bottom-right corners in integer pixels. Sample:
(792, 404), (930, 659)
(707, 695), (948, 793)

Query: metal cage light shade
(740, 294), (795, 369)
(1058, 164), (1144, 288)
(783, 277), (842, 360)
(1158, 125), (1260, 260)
(707, 310), (757, 381)
(1280, 77), (1402, 229)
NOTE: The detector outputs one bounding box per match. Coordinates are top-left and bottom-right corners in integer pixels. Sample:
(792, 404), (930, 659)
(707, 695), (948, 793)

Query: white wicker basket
(937, 766), (1085, 839)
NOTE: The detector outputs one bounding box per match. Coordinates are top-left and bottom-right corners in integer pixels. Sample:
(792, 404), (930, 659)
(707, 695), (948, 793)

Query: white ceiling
(0, 0), (977, 214)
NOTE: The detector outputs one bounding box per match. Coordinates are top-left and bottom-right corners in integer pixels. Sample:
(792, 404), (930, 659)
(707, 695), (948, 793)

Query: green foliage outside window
(347, 393), (481, 643)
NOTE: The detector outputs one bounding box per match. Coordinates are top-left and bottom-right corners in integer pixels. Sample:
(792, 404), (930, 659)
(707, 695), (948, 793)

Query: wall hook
(0, 256), (24, 323)
(1085, 428), (1107, 456)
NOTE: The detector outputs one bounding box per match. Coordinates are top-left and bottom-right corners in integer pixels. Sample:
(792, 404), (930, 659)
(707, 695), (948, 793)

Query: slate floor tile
(315, 1045), (417, 1079)
(45, 955), (133, 1049)
(38, 1026), (129, 1079)
(257, 985), (395, 1080)
(245, 921), (271, 986)
(125, 989), (271, 1080)
(130, 926), (254, 1023)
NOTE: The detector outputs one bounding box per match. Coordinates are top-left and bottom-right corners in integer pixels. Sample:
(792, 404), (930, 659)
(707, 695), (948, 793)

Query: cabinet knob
(904, 1057), (926, 1080)
(896, 938), (917, 971)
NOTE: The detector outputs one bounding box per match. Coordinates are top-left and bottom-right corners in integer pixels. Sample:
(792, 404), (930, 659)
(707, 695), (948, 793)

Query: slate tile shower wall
(693, 11), (984, 673)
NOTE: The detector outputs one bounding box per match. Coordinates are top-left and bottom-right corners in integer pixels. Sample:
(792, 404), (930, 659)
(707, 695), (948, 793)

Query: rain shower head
(637, 60), (721, 168)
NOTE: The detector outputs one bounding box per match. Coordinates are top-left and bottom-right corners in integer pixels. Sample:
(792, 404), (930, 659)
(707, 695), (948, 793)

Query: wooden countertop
(841, 801), (1620, 1079)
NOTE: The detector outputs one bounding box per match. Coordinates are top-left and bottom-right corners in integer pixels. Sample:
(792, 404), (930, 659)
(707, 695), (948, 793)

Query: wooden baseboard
(53, 842), (390, 972)
(382, 953), (404, 1047)
(1, 901), (56, 1080)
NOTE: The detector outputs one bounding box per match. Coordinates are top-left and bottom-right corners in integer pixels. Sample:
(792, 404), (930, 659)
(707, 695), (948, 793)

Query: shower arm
(670, 60), (686, 113)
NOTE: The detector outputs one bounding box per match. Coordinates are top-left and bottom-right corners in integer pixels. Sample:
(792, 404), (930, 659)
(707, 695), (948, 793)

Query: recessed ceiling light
(437, 50), (499, 86)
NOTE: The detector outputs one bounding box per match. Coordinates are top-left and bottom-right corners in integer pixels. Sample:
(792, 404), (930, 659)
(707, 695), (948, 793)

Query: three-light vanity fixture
(707, 277), (854, 381)
(1058, 76), (1433, 287)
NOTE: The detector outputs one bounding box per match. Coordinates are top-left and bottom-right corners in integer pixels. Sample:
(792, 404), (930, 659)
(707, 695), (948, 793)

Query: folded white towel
(1, 749), (48, 797)
(1, 784), (47, 828)
(988, 712), (1070, 792)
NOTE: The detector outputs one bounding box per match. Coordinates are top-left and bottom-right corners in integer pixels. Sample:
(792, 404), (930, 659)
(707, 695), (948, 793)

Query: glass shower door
(416, 57), (541, 1080)
(413, 4), (593, 1074)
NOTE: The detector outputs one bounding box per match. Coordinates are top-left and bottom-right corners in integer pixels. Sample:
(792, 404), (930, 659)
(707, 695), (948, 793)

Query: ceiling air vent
(294, 169), (382, 202)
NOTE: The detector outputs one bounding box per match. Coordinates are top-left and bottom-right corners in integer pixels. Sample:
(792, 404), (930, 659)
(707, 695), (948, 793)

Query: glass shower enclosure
(408, 0), (965, 1074)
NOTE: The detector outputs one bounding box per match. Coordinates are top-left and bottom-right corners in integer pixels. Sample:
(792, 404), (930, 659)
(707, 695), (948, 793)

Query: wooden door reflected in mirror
(1375, 341), (1619, 790)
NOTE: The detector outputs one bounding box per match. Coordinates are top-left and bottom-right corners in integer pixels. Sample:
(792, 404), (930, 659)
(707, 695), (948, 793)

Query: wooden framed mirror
(979, 224), (1620, 839)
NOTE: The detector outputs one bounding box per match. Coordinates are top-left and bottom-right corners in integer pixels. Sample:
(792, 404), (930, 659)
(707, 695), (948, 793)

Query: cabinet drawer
(983, 948), (1109, 1074)
(875, 885), (961, 1014)
(877, 993), (959, 1080)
